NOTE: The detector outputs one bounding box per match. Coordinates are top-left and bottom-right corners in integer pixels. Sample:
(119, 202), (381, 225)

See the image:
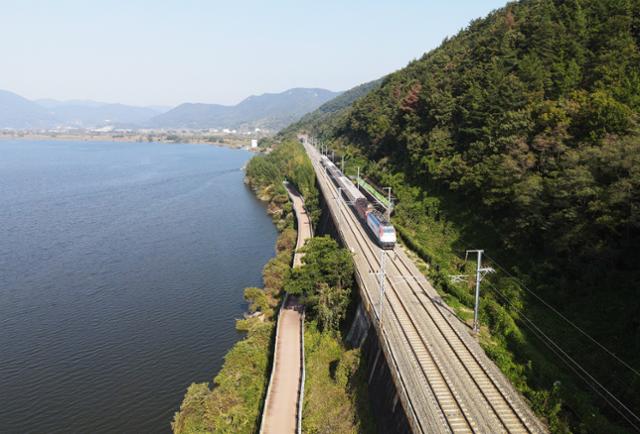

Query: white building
(251, 139), (258, 148)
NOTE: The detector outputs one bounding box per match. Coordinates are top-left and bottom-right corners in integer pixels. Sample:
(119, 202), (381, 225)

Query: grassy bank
(303, 322), (376, 434)
(171, 320), (274, 433)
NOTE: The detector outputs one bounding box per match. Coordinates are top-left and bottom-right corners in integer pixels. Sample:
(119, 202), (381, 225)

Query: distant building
(251, 139), (258, 148)
(93, 125), (114, 132)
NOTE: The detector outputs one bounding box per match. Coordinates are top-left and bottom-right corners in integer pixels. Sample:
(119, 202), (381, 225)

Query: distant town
(0, 126), (270, 150)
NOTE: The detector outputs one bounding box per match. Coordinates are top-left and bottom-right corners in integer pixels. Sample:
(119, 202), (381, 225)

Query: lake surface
(0, 140), (277, 433)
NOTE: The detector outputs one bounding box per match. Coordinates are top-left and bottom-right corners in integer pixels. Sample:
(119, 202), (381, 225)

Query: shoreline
(171, 144), (298, 433)
(0, 132), (265, 150)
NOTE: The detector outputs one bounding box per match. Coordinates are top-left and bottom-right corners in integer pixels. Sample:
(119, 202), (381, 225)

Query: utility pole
(466, 250), (494, 333)
(341, 155), (350, 173)
(357, 167), (360, 189)
(336, 187), (343, 227)
(332, 150), (335, 162)
(341, 154), (345, 172)
(384, 187), (393, 219)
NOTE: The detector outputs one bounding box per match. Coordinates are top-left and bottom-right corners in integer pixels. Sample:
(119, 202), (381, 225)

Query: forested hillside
(279, 79), (383, 138)
(285, 0), (640, 432)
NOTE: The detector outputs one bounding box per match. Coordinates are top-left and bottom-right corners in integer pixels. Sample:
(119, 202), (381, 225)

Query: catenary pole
(474, 250), (482, 332)
(466, 249), (493, 333)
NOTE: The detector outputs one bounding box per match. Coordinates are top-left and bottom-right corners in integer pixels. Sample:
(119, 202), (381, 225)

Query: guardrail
(297, 311), (306, 434)
(355, 176), (392, 209)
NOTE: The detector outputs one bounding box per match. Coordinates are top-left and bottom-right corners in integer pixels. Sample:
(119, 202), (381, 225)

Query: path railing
(297, 311), (305, 434)
(259, 181), (309, 434)
(259, 292), (289, 434)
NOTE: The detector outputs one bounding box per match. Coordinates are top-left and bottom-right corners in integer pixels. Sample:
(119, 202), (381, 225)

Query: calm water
(0, 140), (277, 433)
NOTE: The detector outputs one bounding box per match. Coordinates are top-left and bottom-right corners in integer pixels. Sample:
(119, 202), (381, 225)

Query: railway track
(308, 145), (546, 433)
(314, 156), (468, 433)
(391, 251), (538, 433)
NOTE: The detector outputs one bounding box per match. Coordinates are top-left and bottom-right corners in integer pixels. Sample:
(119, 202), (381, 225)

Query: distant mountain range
(0, 88), (341, 131)
(0, 90), (56, 129)
(146, 88), (340, 131)
(37, 99), (166, 128)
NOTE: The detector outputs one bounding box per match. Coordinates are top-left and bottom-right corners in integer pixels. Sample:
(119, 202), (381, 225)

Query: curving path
(260, 182), (311, 434)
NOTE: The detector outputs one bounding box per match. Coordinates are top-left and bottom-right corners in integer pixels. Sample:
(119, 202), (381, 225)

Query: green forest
(285, 0), (640, 432)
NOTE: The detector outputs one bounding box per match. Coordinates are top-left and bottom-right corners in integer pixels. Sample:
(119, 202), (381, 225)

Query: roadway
(304, 141), (548, 434)
(260, 183), (310, 434)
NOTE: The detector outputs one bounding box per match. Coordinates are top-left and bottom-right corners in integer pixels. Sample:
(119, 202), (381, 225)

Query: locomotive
(320, 155), (396, 249)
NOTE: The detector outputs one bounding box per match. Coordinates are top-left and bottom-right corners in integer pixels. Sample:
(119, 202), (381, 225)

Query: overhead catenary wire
(484, 281), (640, 432)
(483, 252), (640, 380)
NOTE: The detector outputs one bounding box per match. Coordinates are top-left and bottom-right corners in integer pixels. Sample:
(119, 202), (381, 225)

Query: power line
(484, 282), (640, 432)
(483, 252), (640, 380)
(490, 287), (640, 433)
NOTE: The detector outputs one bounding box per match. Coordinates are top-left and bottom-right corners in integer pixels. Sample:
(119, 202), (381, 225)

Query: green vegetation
(303, 322), (376, 434)
(286, 235), (375, 433)
(285, 0), (640, 432)
(171, 320), (273, 434)
(246, 139), (321, 226)
(286, 236), (355, 332)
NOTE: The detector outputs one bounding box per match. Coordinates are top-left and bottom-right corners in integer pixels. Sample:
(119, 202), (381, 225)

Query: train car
(327, 166), (342, 185)
(322, 155), (396, 249)
(335, 176), (360, 199)
(365, 210), (397, 250)
(354, 199), (372, 220)
(329, 169), (341, 183)
(336, 176), (371, 219)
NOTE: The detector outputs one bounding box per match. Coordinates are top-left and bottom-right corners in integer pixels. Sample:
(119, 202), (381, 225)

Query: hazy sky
(2, 0), (507, 107)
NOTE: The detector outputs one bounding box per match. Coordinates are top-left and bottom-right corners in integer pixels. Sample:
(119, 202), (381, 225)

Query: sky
(1, 0), (508, 107)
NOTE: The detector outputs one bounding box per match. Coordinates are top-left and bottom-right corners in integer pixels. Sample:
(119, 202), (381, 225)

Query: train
(320, 155), (397, 249)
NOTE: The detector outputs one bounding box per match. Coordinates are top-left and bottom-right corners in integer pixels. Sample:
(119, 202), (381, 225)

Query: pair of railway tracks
(309, 146), (545, 434)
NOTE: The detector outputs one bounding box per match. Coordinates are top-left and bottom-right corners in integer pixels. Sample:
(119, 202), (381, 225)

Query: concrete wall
(361, 323), (413, 434)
